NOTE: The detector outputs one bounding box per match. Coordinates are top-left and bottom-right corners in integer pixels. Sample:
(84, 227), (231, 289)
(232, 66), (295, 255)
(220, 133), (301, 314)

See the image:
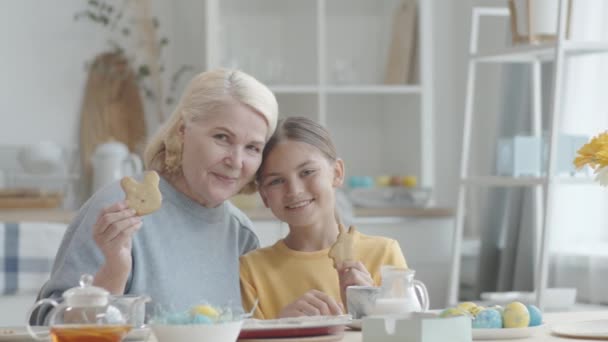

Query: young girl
(240, 117), (407, 319)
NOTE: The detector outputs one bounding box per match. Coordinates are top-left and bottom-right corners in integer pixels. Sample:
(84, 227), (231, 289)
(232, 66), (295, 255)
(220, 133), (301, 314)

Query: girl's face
(258, 140), (344, 227)
(178, 102), (268, 207)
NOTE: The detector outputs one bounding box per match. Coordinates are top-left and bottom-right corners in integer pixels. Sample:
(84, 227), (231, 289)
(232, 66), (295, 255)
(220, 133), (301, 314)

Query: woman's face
(258, 140), (344, 227)
(178, 102), (268, 207)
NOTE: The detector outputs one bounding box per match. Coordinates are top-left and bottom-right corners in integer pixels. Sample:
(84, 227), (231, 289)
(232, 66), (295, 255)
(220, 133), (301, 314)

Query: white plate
(0, 326), (49, 341)
(551, 320), (608, 339)
(472, 324), (544, 340)
(242, 315), (351, 331)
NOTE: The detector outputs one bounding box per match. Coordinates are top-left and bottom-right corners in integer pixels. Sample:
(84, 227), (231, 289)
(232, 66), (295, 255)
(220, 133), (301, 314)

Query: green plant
(75, 0), (194, 117)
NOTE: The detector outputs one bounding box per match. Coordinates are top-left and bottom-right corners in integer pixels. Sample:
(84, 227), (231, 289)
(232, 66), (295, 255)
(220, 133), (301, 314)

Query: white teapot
(91, 141), (143, 192)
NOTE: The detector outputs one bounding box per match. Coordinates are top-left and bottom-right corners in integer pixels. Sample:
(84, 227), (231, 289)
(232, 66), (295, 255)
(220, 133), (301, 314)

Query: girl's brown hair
(257, 116), (337, 182)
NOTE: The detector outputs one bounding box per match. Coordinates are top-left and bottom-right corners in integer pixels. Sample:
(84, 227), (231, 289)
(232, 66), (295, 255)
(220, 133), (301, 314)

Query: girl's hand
(278, 290), (344, 318)
(336, 261), (374, 307)
(93, 201), (142, 273)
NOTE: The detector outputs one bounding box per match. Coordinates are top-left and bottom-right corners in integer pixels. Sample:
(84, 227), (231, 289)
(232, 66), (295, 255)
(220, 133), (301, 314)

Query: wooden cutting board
(0, 189), (63, 209)
(79, 52), (147, 195)
(384, 0), (418, 85)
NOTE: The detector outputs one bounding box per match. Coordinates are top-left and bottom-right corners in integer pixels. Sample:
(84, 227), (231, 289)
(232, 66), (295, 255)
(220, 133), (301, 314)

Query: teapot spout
(111, 295), (151, 328)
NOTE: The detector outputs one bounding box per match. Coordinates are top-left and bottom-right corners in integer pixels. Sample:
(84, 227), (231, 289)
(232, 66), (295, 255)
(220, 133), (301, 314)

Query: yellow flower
(574, 131), (608, 171)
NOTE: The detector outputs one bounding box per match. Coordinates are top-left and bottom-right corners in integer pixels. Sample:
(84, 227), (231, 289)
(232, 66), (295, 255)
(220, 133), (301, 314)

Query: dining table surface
(146, 310), (608, 342)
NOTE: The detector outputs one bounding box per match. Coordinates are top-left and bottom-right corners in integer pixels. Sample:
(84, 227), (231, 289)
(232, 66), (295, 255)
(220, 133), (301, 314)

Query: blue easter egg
(526, 305), (542, 326)
(361, 176), (374, 188)
(472, 309), (502, 329)
(192, 314), (213, 324)
(347, 176), (361, 188)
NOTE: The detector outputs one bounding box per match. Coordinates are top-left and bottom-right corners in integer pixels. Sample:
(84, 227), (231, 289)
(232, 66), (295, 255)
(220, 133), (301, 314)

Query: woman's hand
(278, 290), (344, 318)
(336, 261), (374, 307)
(92, 201), (142, 293)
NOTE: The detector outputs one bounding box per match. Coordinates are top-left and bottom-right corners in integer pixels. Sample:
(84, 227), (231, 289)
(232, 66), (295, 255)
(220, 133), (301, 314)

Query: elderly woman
(36, 69), (278, 319)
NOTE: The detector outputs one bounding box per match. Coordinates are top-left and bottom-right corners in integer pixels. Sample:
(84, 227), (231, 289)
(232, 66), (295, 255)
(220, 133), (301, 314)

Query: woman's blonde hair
(143, 69), (278, 193)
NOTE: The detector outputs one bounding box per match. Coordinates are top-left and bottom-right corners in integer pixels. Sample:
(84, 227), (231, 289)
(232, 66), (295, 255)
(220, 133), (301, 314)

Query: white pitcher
(373, 266), (430, 315)
(91, 141), (143, 192)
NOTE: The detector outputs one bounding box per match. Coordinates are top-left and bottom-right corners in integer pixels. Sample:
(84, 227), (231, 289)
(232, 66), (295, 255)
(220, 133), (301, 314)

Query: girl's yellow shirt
(239, 230), (407, 319)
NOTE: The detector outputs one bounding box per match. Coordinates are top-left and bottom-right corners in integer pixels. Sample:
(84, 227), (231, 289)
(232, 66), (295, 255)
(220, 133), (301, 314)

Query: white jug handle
(413, 280), (430, 311)
(125, 153), (143, 175)
(26, 298), (58, 340)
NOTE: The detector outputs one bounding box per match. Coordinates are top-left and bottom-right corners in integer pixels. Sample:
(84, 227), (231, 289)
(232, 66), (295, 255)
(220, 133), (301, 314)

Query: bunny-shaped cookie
(328, 224), (358, 267)
(120, 171), (162, 215)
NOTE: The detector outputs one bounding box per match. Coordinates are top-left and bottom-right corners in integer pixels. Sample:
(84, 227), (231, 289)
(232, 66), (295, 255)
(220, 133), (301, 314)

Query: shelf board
(472, 41), (608, 63)
(461, 176), (596, 187)
(325, 85), (421, 94)
(269, 85), (319, 94)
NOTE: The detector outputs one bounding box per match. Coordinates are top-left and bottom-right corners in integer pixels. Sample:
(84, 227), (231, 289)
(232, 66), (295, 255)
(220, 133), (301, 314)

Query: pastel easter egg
(389, 176), (402, 186)
(490, 305), (504, 315)
(376, 176), (391, 187)
(503, 302), (530, 328)
(440, 307), (470, 318)
(457, 301), (478, 313)
(472, 308), (503, 329)
(469, 305), (485, 317)
(192, 314), (213, 324)
(526, 305), (543, 327)
(191, 304), (219, 319)
(401, 176), (417, 188)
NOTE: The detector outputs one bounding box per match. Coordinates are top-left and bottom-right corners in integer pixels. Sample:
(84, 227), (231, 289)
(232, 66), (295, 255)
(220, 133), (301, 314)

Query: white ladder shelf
(447, 1), (608, 308)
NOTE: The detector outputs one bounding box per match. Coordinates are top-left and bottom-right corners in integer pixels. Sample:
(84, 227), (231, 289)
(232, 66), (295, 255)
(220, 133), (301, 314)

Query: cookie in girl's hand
(120, 171), (162, 215)
(328, 224), (358, 267)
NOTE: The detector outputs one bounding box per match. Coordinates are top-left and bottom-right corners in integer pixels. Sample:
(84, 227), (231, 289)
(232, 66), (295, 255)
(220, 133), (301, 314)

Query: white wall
(0, 1), (499, 211)
(0, 1), (178, 148)
(0, 1), (105, 147)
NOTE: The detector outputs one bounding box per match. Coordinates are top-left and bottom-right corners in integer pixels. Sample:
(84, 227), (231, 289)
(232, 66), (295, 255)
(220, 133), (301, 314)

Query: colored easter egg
(457, 301), (478, 313)
(489, 305), (504, 315)
(376, 176), (391, 187)
(526, 305), (543, 326)
(360, 176), (374, 188)
(503, 302), (530, 328)
(192, 314), (213, 324)
(191, 304), (219, 318)
(469, 305), (485, 316)
(440, 307), (469, 318)
(389, 176), (402, 186)
(401, 176), (417, 188)
(472, 308), (503, 329)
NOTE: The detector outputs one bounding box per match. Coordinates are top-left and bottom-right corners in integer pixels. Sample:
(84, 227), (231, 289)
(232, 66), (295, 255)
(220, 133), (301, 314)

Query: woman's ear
(332, 159), (345, 187)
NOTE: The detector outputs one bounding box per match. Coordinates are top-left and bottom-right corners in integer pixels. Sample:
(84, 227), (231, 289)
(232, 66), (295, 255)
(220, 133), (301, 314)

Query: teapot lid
(62, 274), (109, 307)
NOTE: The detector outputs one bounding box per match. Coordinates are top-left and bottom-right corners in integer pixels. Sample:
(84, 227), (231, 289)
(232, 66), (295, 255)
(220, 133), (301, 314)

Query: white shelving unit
(448, 2), (608, 308)
(203, 0), (435, 188)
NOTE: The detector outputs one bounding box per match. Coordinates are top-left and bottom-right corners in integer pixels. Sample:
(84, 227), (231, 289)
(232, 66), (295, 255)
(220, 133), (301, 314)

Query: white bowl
(151, 320), (243, 342)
